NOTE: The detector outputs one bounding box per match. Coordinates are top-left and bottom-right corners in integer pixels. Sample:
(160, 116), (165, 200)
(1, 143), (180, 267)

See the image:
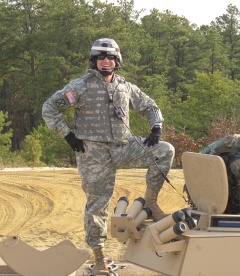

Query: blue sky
(105, 0), (240, 26)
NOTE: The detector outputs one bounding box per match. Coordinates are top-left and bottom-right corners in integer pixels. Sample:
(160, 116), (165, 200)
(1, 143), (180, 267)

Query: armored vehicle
(111, 152), (240, 276)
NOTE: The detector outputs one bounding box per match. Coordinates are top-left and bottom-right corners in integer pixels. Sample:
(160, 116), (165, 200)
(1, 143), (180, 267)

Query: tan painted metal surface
(0, 237), (90, 276)
(112, 152), (240, 276)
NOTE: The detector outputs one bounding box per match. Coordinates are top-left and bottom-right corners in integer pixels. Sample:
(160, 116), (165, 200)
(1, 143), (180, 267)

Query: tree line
(0, 0), (240, 168)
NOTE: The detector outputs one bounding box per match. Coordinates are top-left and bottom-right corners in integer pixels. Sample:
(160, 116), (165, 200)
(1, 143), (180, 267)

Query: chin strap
(99, 69), (115, 76)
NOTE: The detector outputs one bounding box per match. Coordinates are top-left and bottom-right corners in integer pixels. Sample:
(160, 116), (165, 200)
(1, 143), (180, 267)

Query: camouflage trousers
(76, 136), (175, 249)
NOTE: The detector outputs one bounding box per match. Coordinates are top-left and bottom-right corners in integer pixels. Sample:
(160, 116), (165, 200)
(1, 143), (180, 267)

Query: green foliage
(21, 135), (45, 167)
(173, 72), (240, 138)
(129, 111), (148, 137)
(23, 124), (74, 167)
(0, 112), (13, 165)
(1, 0), (240, 166)
(1, 152), (27, 168)
(213, 4), (240, 80)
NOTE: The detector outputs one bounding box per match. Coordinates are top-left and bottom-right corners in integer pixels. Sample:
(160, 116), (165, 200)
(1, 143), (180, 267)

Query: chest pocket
(113, 84), (130, 111)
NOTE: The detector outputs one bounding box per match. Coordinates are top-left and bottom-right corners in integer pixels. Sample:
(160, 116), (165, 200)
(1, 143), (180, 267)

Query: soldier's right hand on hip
(64, 132), (85, 153)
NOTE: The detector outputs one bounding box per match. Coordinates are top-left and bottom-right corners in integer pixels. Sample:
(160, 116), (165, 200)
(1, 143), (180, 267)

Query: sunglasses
(96, 55), (116, 60)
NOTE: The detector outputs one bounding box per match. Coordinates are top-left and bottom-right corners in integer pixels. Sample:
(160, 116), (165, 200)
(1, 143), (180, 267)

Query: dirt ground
(0, 168), (188, 266)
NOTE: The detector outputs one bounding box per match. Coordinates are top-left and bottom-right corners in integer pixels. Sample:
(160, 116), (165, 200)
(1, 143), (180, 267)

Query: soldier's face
(96, 55), (116, 73)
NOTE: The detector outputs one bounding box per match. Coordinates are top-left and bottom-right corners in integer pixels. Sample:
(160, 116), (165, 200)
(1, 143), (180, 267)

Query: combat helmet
(89, 38), (122, 70)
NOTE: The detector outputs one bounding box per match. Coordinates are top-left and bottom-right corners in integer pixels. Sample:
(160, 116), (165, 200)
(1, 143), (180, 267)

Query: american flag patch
(66, 91), (76, 105)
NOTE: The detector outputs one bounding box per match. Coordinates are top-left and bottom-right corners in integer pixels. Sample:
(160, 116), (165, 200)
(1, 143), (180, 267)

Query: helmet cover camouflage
(89, 38), (122, 64)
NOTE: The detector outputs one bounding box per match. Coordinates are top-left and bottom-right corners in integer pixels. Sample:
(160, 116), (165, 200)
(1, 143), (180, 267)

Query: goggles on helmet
(89, 38), (122, 70)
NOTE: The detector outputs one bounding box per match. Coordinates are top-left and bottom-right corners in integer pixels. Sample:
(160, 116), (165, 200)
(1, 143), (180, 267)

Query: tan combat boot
(144, 187), (167, 222)
(92, 247), (110, 276)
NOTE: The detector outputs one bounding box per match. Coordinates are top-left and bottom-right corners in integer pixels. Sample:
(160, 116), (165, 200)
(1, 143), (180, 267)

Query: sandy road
(0, 168), (188, 261)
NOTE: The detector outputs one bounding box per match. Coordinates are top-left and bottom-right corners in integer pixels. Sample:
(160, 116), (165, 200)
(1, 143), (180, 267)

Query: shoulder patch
(55, 98), (67, 108)
(66, 91), (76, 105)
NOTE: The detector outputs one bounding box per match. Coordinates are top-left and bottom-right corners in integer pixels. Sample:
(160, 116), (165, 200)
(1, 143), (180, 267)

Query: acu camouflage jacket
(42, 69), (163, 143)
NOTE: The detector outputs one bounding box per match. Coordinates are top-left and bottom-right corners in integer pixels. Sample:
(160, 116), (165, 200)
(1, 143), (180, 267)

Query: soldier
(42, 38), (174, 275)
(200, 134), (240, 214)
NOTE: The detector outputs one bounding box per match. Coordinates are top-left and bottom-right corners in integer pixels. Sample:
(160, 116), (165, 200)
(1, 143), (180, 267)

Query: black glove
(143, 126), (161, 147)
(64, 132), (85, 153)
